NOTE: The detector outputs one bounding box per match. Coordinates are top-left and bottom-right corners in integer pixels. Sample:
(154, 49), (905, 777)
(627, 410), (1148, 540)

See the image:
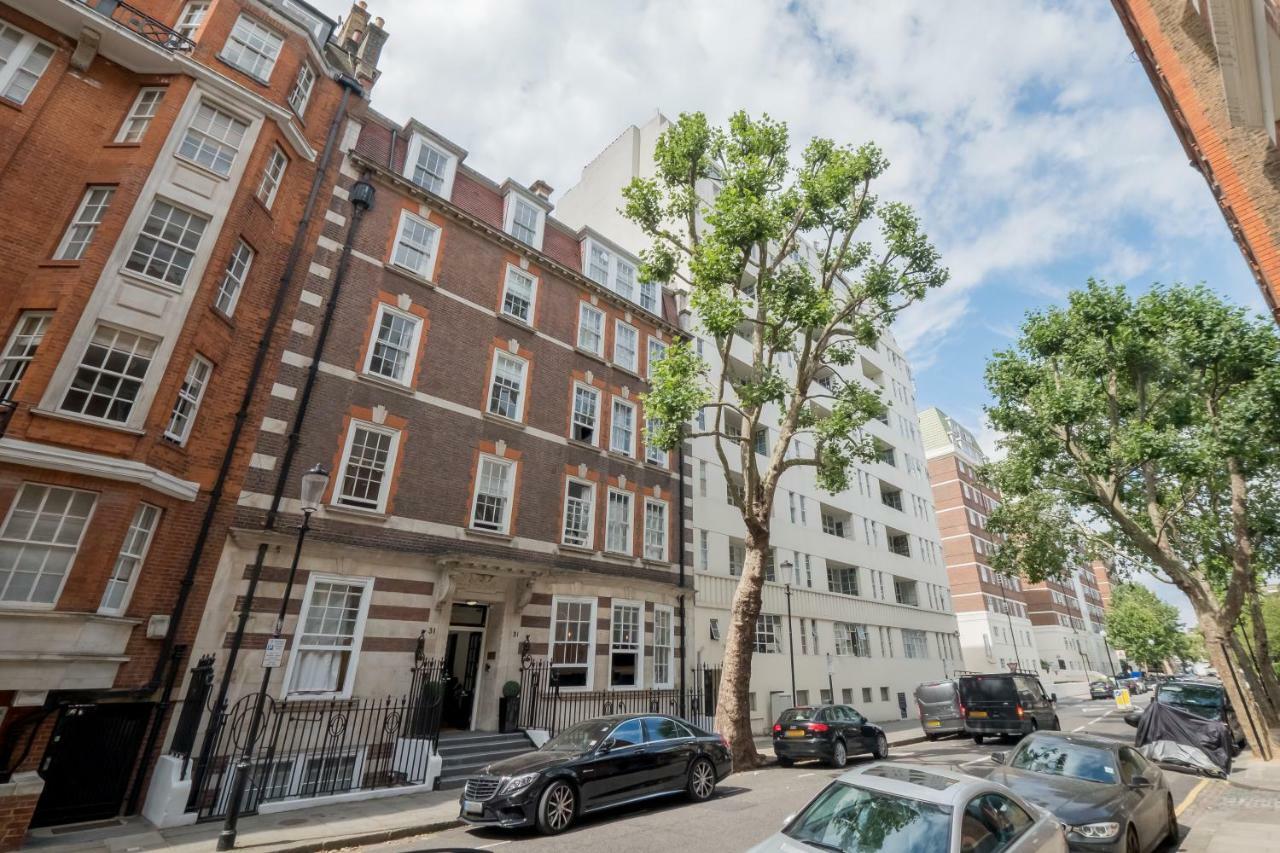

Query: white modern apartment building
(557, 114), (962, 732)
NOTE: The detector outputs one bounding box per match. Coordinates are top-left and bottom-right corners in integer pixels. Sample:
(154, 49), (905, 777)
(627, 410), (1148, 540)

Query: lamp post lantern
(218, 465), (328, 851)
(781, 560), (796, 703)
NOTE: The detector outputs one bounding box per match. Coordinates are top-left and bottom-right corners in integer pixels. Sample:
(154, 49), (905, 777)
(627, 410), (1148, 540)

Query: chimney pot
(373, 16), (384, 27)
(358, 1), (367, 8)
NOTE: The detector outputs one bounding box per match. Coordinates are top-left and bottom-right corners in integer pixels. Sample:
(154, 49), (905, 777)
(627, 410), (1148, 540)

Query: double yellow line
(1175, 777), (1218, 817)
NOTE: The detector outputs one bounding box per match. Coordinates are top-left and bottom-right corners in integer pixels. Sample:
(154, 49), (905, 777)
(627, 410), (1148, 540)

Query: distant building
(1114, 0), (1280, 322)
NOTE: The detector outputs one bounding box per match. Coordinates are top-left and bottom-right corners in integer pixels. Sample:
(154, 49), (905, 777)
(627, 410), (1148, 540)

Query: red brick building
(174, 105), (692, 804)
(0, 0), (385, 843)
(1114, 0), (1280, 322)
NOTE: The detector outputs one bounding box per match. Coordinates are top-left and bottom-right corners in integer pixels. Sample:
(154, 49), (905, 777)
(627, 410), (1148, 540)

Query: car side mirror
(1130, 774), (1152, 788)
(990, 751), (1007, 764)
(598, 738), (616, 753)
(1124, 711), (1141, 728)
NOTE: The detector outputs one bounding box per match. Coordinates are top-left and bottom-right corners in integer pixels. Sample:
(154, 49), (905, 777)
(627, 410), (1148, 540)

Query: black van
(956, 672), (1059, 743)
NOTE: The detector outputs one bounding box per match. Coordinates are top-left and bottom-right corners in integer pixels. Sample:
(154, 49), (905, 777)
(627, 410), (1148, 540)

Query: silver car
(747, 762), (1067, 853)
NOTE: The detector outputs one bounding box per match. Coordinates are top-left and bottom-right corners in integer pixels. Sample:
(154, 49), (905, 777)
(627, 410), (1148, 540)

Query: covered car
(1131, 697), (1233, 776)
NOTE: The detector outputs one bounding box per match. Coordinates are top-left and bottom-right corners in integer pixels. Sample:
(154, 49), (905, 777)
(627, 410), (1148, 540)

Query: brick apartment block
(0, 0), (386, 844)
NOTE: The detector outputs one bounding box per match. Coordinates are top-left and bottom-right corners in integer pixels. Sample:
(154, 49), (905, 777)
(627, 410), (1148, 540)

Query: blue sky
(322, 0), (1269, 623)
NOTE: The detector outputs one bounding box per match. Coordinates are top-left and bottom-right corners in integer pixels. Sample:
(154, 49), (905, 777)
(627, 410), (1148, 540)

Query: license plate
(463, 800), (484, 816)
(786, 729), (807, 737)
(969, 711), (988, 718)
(926, 720), (942, 727)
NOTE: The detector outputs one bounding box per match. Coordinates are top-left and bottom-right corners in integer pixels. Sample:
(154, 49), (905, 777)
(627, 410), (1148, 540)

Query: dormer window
(501, 184), (546, 251)
(404, 131), (459, 199)
(580, 236), (658, 316)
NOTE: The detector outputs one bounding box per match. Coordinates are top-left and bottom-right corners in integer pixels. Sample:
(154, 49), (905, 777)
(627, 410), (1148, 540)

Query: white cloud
(315, 0), (1220, 361)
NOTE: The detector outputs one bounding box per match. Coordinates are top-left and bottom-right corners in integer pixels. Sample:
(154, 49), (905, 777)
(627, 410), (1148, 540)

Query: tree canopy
(1105, 582), (1188, 669)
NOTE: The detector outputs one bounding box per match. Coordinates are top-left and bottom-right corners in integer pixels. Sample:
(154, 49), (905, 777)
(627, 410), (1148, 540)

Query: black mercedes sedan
(457, 714), (732, 835)
(974, 731), (1178, 853)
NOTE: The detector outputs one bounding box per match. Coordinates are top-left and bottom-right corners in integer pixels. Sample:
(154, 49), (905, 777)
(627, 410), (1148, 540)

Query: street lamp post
(217, 465), (329, 851)
(1100, 631), (1118, 679)
(1147, 637), (1158, 673)
(781, 560), (796, 703)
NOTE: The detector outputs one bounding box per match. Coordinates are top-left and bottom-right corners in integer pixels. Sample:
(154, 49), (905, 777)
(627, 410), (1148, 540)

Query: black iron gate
(30, 702), (154, 828)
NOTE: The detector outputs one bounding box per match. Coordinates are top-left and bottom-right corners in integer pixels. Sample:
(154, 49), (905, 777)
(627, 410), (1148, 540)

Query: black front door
(443, 630), (483, 729)
(30, 702), (153, 828)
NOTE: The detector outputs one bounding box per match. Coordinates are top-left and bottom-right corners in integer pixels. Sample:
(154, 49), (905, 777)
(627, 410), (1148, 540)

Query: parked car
(915, 680), (965, 740)
(457, 714), (732, 835)
(772, 704), (889, 767)
(1132, 678), (1245, 751)
(977, 732), (1178, 852)
(1120, 677), (1148, 695)
(958, 672), (1060, 743)
(747, 761), (1068, 852)
(1089, 680), (1114, 700)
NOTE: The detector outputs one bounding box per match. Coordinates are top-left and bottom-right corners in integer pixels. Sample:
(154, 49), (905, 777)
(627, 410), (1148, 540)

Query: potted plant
(498, 680), (521, 733)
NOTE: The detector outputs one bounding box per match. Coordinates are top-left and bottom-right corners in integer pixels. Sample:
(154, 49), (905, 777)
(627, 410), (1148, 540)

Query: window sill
(118, 268), (183, 296)
(37, 260), (82, 269)
(497, 313), (536, 334)
(557, 543), (597, 556)
(0, 96), (24, 113)
(103, 142), (142, 149)
(356, 372), (417, 397)
(482, 412), (526, 430)
(383, 262), (437, 289)
(574, 346), (608, 366)
(612, 364), (643, 382)
(464, 527), (514, 542)
(29, 407), (146, 435)
(642, 558), (672, 569)
(252, 195), (275, 217)
(324, 503), (389, 522)
(644, 458), (669, 471)
(607, 450), (636, 463)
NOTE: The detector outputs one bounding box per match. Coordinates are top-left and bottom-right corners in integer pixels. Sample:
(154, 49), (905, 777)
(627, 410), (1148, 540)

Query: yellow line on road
(1175, 778), (1213, 817)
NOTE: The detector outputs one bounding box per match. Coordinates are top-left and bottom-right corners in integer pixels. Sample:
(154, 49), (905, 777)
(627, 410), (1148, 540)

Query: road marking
(476, 842), (512, 849)
(796, 772), (816, 778)
(1176, 778), (1213, 817)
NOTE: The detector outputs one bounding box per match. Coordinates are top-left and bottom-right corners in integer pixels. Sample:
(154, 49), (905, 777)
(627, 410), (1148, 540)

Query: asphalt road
(373, 694), (1203, 853)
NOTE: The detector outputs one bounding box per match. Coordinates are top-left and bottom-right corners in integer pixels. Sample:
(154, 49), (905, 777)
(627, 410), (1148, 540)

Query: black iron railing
(82, 0), (196, 53)
(188, 658), (445, 820)
(517, 660), (721, 736)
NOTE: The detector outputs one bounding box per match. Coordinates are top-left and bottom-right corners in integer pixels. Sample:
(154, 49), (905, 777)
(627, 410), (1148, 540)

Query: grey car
(974, 732), (1178, 852)
(916, 680), (965, 740)
(747, 761), (1068, 853)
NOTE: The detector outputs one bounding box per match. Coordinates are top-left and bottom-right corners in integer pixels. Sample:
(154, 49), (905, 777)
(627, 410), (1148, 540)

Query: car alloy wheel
(689, 758), (716, 801)
(537, 781), (576, 835)
(873, 734), (888, 759)
(973, 734), (985, 745)
(830, 740), (847, 768)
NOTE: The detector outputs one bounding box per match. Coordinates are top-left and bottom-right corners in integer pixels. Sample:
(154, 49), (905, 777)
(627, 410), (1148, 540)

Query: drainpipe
(177, 75), (362, 802)
(677, 438), (688, 715)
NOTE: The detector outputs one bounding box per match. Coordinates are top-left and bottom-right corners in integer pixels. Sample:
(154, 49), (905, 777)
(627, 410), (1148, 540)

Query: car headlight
(497, 772), (540, 795)
(1069, 822), (1121, 839)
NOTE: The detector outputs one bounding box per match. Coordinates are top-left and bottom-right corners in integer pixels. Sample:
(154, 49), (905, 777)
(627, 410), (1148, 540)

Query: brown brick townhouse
(176, 106), (692, 793)
(0, 0), (386, 844)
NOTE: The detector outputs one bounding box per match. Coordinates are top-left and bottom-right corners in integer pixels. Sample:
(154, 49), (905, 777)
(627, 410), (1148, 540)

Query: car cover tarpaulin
(1134, 700), (1232, 776)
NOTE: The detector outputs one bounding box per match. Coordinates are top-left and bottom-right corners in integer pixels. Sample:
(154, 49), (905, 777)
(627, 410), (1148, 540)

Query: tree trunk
(1202, 614), (1274, 761)
(713, 526), (769, 768)
(1230, 631), (1279, 728)
(1248, 589), (1280, 721)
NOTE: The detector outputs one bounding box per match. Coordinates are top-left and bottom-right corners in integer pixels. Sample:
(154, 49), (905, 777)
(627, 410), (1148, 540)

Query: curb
(266, 816), (464, 853)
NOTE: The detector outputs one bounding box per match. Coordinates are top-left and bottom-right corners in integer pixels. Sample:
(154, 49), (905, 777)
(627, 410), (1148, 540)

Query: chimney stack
(337, 2), (387, 89)
(529, 179), (554, 200)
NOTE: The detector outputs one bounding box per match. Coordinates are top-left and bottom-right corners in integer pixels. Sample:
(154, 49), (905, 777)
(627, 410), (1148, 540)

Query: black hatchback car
(958, 672), (1060, 743)
(458, 714), (732, 835)
(771, 704), (889, 767)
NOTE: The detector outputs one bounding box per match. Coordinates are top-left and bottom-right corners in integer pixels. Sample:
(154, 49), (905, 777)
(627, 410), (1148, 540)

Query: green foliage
(501, 680), (521, 698)
(1105, 583), (1188, 667)
(984, 280), (1280, 629)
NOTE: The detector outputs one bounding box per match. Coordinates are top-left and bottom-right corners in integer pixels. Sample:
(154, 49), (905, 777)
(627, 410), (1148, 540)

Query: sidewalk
(1168, 748), (1280, 852)
(22, 789), (464, 853)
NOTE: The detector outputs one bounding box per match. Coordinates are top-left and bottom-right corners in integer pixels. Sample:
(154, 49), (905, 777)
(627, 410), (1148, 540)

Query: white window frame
(256, 146), (288, 209)
(646, 337), (667, 379)
(403, 133), (458, 198)
(503, 191), (545, 250)
(174, 0), (210, 41)
(362, 303), (422, 387)
(499, 264), (538, 325)
(0, 484), (97, 608)
(164, 354), (212, 444)
(486, 350), (529, 422)
(643, 497), (668, 562)
(576, 303), (605, 356)
(176, 100), (249, 178)
(0, 311), (51, 403)
(287, 62), (315, 117)
(54, 186), (115, 261)
(608, 600), (644, 690)
(59, 324), (158, 424)
(123, 198), (209, 289)
(754, 614), (783, 654)
(98, 502), (160, 615)
(549, 595), (597, 691)
(389, 211), (440, 280)
(281, 573), (374, 699)
(215, 239), (254, 316)
(220, 14), (284, 82)
(613, 320), (639, 372)
(333, 420), (400, 514)
(115, 87), (165, 144)
(569, 382), (601, 446)
(470, 453), (516, 534)
(561, 477), (596, 549)
(610, 398), (636, 457)
(653, 604), (674, 688)
(0, 23), (53, 105)
(644, 416), (667, 467)
(605, 488), (633, 555)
